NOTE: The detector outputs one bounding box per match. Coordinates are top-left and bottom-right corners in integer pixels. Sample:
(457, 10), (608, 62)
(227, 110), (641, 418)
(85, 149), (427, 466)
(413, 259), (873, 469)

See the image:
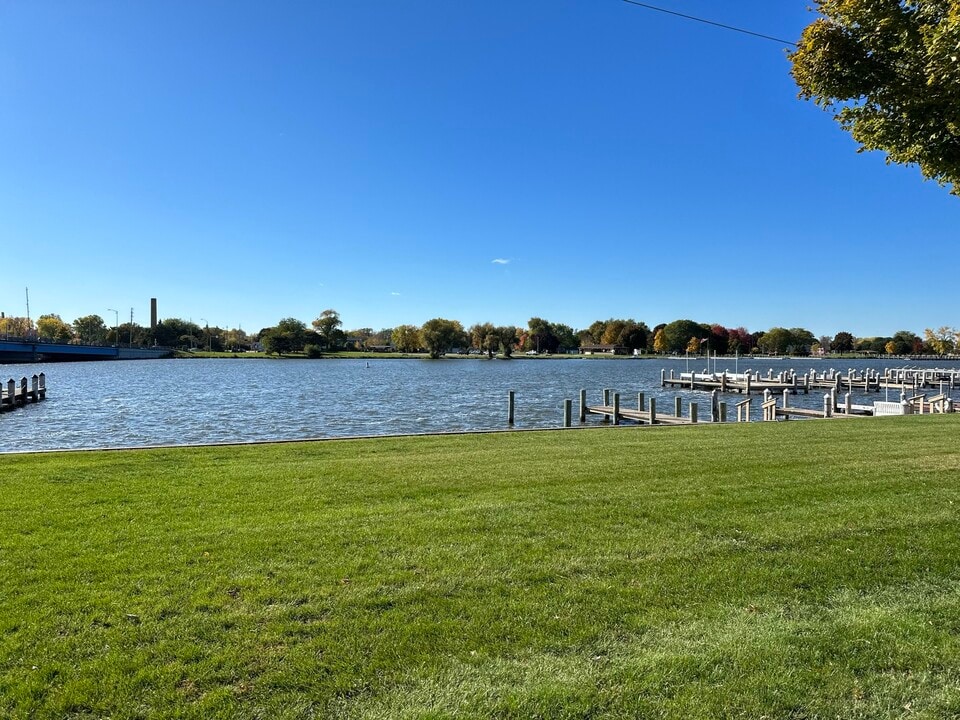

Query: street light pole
(107, 308), (119, 347)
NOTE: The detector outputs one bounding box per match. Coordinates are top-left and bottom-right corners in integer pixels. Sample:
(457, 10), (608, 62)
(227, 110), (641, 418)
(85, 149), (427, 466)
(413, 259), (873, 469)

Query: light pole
(107, 308), (119, 347)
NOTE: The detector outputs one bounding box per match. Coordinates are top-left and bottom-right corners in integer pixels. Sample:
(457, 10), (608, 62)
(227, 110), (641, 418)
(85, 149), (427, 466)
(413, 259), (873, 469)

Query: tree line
(2, 311), (959, 358)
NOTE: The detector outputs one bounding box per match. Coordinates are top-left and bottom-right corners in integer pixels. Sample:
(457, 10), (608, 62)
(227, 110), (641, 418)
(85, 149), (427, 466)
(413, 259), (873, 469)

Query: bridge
(0, 340), (173, 364)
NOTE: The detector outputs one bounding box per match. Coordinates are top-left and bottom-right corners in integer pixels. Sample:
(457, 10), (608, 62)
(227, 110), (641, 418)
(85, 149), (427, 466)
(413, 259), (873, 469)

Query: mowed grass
(3, 417), (960, 719)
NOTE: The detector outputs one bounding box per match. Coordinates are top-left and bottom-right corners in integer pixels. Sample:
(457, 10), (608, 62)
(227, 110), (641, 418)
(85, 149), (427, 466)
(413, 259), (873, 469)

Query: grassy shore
(3, 418), (960, 718)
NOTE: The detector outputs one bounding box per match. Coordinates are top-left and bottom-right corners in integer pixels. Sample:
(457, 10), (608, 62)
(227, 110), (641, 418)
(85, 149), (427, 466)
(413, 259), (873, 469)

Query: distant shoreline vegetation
(3, 310), (959, 359)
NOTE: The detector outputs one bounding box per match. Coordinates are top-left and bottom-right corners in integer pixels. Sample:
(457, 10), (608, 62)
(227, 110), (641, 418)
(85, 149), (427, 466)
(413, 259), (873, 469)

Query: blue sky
(1, 1), (956, 338)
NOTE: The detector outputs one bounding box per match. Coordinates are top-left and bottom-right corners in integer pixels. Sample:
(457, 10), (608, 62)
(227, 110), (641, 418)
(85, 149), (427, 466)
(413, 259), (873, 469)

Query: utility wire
(621, 0), (798, 47)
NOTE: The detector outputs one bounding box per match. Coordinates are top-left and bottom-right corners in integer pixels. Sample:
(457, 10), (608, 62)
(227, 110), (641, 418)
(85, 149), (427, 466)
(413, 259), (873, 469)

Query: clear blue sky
(1, 1), (956, 338)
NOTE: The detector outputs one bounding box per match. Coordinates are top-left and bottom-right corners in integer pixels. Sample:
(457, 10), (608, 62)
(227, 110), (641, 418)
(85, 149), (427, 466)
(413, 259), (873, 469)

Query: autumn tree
(469, 322), (497, 358)
(36, 314), (74, 342)
(653, 328), (667, 354)
(391, 325), (421, 353)
(790, 0), (960, 194)
(0, 316), (33, 338)
(727, 327), (754, 355)
(924, 326), (956, 355)
(420, 318), (466, 359)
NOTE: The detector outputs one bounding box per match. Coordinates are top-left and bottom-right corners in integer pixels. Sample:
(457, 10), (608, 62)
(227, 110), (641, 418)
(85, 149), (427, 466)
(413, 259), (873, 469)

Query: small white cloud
(492, 258), (510, 265)
(390, 292), (401, 296)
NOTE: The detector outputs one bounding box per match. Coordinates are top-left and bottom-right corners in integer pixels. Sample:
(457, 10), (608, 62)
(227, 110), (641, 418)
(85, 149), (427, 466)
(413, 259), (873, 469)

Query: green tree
(261, 318), (309, 355)
(661, 319), (707, 354)
(890, 330), (921, 355)
(494, 326), (518, 357)
(36, 314), (74, 342)
(832, 331), (855, 354)
(420, 318), (466, 359)
(312, 310), (345, 351)
(788, 328), (817, 356)
(551, 323), (579, 353)
(391, 325), (421, 353)
(525, 317), (558, 354)
(73, 315), (108, 344)
(154, 318), (203, 349)
(790, 0), (960, 194)
(758, 327), (793, 355)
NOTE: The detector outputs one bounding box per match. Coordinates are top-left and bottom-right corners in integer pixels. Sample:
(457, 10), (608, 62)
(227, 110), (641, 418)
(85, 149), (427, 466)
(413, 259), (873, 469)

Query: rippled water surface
(2, 357), (959, 451)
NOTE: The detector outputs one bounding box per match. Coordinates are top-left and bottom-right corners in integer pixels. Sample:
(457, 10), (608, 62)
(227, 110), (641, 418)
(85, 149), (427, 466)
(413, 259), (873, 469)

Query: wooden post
(803, 373), (810, 394)
(4, 378), (12, 406)
(745, 373), (751, 396)
(845, 392), (852, 416)
(30, 374), (39, 401)
(579, 389), (586, 423)
(710, 389), (719, 422)
(19, 377), (27, 406)
(637, 392), (645, 411)
(649, 398), (657, 425)
(824, 394), (832, 418)
(782, 388), (790, 410)
(720, 372), (727, 392)
(563, 399), (572, 428)
(719, 401), (727, 422)
(603, 389), (611, 423)
(674, 396), (682, 417)
(38, 372), (45, 393)
(613, 393), (620, 426)
(661, 369), (666, 387)
(508, 390), (515, 425)
(690, 402), (698, 424)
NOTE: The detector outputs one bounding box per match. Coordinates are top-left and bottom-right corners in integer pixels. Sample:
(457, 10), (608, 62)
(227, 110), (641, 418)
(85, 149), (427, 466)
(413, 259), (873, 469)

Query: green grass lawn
(3, 417), (960, 718)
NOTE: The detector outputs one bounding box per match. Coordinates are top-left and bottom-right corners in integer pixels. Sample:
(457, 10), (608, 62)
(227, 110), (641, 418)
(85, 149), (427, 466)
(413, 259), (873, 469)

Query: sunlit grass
(2, 416), (960, 718)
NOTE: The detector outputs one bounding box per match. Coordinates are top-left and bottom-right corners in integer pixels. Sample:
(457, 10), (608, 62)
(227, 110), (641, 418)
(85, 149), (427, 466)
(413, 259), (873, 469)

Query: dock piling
(507, 390), (515, 425)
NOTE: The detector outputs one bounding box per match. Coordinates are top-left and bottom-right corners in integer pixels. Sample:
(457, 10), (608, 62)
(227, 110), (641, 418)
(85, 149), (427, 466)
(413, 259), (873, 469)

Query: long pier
(556, 382), (955, 429)
(1, 373), (46, 412)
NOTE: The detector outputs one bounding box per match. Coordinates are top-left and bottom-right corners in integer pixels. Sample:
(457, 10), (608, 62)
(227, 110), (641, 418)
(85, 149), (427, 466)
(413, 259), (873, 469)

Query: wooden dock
(574, 389), (718, 427)
(1, 373), (46, 412)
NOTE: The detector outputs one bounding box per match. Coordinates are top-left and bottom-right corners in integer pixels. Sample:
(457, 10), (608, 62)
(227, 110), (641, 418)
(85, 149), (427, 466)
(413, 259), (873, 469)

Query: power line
(621, 0), (798, 47)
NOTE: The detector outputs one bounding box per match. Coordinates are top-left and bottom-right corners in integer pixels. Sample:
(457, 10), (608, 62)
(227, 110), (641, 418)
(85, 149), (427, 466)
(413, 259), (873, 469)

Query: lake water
(2, 356), (959, 452)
